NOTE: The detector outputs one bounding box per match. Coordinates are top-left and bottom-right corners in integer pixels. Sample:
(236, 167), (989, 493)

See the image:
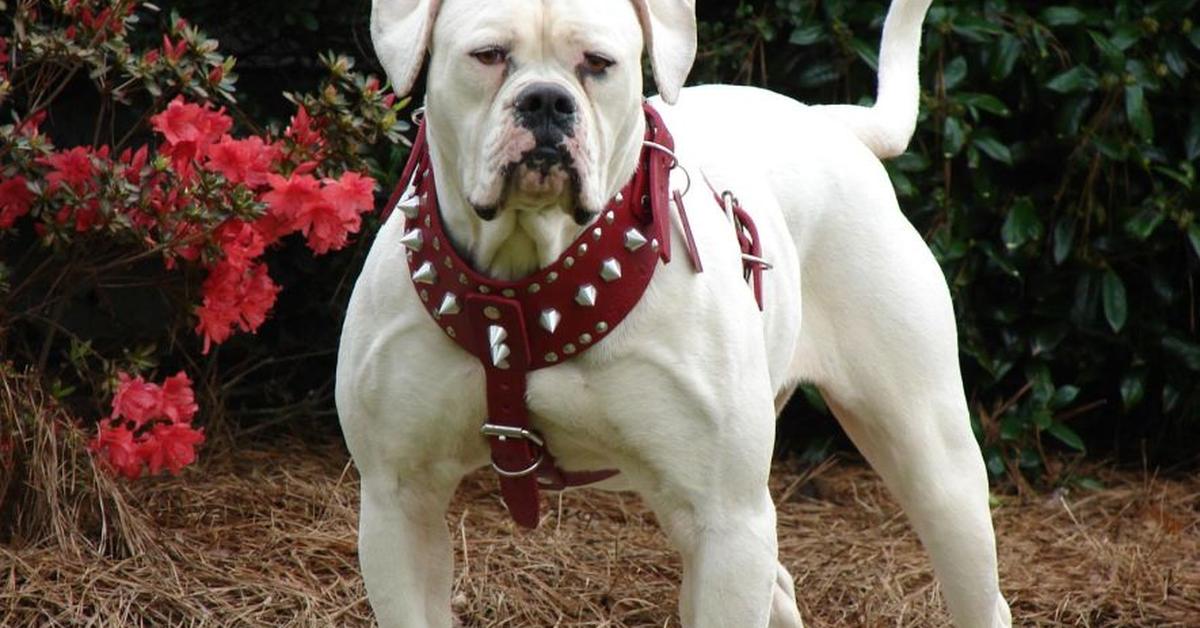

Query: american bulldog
(335, 0), (1013, 626)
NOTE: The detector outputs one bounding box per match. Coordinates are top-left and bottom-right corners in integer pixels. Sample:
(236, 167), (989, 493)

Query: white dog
(336, 0), (1012, 626)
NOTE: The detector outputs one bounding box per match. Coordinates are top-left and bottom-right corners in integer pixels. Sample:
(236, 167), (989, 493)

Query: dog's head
(371, 0), (696, 226)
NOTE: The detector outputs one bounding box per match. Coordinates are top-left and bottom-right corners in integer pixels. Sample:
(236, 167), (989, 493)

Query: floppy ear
(630, 0), (697, 104)
(371, 0), (442, 96)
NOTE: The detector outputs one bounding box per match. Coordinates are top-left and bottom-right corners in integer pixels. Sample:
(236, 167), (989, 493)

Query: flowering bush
(1, 1), (408, 477)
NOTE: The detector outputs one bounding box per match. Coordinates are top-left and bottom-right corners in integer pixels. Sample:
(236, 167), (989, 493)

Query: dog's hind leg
(791, 186), (1012, 627)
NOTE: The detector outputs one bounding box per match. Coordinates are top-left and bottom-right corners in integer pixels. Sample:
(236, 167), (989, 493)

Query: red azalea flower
(160, 371), (199, 424)
(261, 172), (321, 237)
(195, 260), (280, 352)
(40, 147), (96, 193)
(0, 176), (33, 229)
(138, 423), (205, 476)
(90, 422), (144, 479)
(110, 372), (161, 428)
(204, 136), (280, 188)
(285, 105), (324, 153)
(150, 97), (233, 178)
(215, 219), (266, 270)
(303, 172), (376, 254)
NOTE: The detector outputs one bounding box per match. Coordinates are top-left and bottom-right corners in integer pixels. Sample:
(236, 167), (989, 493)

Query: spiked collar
(384, 102), (678, 528)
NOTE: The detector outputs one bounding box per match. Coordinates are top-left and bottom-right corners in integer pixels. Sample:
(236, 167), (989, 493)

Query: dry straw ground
(2, 384), (1198, 628)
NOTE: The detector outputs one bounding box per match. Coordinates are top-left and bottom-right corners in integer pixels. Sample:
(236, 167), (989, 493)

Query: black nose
(514, 83), (577, 140)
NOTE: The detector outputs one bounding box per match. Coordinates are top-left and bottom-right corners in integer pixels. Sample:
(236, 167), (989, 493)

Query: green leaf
(788, 25), (824, 46)
(1187, 118), (1200, 161)
(1001, 197), (1042, 249)
(1046, 66), (1099, 93)
(973, 135), (1013, 165)
(1053, 218), (1076, 265)
(1046, 421), (1086, 452)
(1188, 224), (1200, 261)
(798, 62), (839, 88)
(1102, 269), (1128, 333)
(1051, 385), (1080, 409)
(1162, 336), (1200, 371)
(1120, 371), (1145, 410)
(944, 57), (968, 91)
(991, 34), (1022, 81)
(1123, 209), (1165, 241)
(1125, 86), (1154, 142)
(943, 116), (968, 157)
(1041, 7), (1086, 26)
(959, 93), (1012, 117)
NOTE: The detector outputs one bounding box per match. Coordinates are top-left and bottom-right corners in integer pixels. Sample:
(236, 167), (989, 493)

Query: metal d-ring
(491, 452), (545, 478)
(643, 140), (693, 198)
(411, 106), (426, 124)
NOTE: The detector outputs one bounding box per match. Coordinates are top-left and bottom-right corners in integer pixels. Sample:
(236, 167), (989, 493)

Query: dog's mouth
(473, 143), (591, 225)
(472, 139), (595, 225)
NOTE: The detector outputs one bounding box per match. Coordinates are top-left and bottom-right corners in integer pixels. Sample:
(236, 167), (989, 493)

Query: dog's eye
(582, 53), (615, 74)
(471, 47), (509, 66)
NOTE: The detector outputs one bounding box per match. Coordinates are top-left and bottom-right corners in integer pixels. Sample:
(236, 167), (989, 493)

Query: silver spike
(539, 309), (562, 334)
(600, 258), (622, 283)
(400, 228), (424, 252)
(412, 261), (437, 285)
(488, 325), (508, 348)
(615, 192), (625, 204)
(436, 293), (460, 316)
(490, 343), (511, 369)
(575, 284), (598, 308)
(396, 194), (421, 219)
(625, 228), (648, 252)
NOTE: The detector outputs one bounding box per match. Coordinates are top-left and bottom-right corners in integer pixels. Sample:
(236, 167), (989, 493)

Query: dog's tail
(818, 0), (933, 159)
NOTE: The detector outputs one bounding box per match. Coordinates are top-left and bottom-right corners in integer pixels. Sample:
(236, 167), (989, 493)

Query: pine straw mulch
(2, 435), (1198, 627)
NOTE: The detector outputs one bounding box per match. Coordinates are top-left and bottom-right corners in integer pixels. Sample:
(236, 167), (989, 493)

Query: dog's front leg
(357, 465), (461, 628)
(648, 482), (788, 627)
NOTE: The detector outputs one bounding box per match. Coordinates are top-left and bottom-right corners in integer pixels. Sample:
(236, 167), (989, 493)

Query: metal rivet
(446, 327), (457, 338)
(600, 258), (622, 283)
(651, 239), (660, 250)
(592, 227), (603, 241)
(484, 306), (501, 320)
(545, 353), (559, 363)
(547, 272), (559, 283)
(528, 283), (541, 294)
(563, 343), (577, 355)
(615, 192), (625, 204)
(443, 257), (453, 269)
(575, 284), (598, 307)
(479, 286), (492, 294)
(419, 289), (429, 303)
(502, 289), (516, 298)
(459, 273), (469, 285)
(579, 333), (593, 345)
(432, 237), (441, 251)
(564, 257), (575, 269)
(423, 215), (432, 228)
(596, 322), (609, 333)
(604, 211), (615, 225)
(577, 243), (589, 256)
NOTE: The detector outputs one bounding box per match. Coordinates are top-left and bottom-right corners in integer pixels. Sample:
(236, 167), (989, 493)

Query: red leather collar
(384, 103), (678, 528)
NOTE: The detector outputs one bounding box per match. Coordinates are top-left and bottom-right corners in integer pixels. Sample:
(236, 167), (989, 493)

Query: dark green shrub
(692, 0), (1200, 479)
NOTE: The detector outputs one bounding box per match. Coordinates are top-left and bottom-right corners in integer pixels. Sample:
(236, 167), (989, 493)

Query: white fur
(339, 0), (1012, 626)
